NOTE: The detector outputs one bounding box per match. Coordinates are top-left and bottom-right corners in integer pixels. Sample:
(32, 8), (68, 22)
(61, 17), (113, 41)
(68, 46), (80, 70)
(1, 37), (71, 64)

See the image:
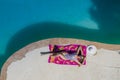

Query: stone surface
(0, 38), (120, 80)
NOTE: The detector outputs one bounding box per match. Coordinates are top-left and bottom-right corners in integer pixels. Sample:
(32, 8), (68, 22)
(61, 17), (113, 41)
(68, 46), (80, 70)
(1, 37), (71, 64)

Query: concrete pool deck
(0, 38), (120, 80)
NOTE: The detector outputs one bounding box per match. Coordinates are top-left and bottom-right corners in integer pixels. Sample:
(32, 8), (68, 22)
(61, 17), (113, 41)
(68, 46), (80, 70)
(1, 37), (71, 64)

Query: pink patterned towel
(48, 55), (80, 66)
(48, 44), (87, 66)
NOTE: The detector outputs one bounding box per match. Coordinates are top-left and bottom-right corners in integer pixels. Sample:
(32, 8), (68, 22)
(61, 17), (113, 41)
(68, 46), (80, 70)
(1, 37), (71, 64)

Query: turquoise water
(0, 0), (120, 70)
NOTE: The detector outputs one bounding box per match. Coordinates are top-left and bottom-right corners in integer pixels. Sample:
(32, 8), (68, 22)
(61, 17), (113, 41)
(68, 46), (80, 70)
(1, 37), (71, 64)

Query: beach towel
(48, 44), (87, 66)
(48, 55), (80, 65)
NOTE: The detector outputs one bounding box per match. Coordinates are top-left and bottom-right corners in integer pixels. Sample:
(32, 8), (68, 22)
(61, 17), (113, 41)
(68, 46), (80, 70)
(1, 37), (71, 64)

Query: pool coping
(1, 38), (120, 80)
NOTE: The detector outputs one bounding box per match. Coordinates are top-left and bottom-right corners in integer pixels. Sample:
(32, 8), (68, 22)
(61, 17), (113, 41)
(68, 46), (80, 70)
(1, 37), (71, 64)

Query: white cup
(87, 45), (97, 55)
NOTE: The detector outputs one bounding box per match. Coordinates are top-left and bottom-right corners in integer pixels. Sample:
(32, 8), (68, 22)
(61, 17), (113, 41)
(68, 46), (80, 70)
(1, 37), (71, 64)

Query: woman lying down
(40, 44), (97, 67)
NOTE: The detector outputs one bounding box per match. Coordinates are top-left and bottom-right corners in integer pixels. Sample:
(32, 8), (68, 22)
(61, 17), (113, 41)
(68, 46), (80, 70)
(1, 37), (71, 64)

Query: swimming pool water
(0, 0), (120, 70)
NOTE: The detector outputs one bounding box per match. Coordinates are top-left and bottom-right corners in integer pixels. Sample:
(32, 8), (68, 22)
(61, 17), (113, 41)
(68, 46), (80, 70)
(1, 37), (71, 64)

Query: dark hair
(77, 55), (85, 64)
